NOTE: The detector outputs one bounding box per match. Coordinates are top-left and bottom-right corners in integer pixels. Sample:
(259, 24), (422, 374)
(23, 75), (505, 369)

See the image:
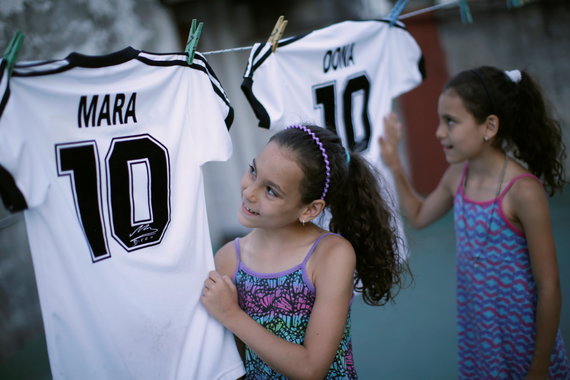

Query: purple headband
(287, 125), (331, 200)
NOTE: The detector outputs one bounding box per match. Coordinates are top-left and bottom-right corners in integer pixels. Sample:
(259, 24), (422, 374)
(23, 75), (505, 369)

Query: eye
(266, 186), (279, 198)
(248, 163), (256, 177)
(444, 116), (456, 127)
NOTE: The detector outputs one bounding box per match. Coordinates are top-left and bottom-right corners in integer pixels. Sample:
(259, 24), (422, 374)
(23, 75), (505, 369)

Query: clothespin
(185, 19), (204, 64)
(387, 0), (410, 26)
(267, 15), (288, 52)
(3, 31), (25, 76)
(506, 0), (525, 8)
(458, 0), (473, 24)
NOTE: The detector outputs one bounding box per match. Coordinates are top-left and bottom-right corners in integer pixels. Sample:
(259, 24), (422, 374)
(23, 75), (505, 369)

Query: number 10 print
(56, 134), (171, 262)
(313, 73), (372, 152)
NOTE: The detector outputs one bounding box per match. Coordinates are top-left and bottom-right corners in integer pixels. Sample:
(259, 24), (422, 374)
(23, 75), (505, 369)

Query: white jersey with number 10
(0, 47), (244, 380)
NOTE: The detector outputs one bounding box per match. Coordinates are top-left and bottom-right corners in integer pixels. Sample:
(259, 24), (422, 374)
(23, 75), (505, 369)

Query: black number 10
(313, 73), (372, 152)
(56, 134), (171, 262)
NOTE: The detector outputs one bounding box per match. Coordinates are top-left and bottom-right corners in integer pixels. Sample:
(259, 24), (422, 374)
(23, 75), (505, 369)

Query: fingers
(383, 113), (401, 139)
(203, 271), (233, 293)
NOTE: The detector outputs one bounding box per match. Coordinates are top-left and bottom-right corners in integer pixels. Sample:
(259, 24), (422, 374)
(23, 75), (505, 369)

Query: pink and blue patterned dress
(455, 166), (570, 379)
(233, 233), (357, 379)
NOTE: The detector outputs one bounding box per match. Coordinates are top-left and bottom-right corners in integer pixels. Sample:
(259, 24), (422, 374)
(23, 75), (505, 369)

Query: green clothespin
(185, 19), (203, 64)
(3, 31), (25, 76)
(458, 0), (473, 24)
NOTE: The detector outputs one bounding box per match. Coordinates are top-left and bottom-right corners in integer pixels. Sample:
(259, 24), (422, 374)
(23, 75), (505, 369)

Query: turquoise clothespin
(458, 0), (473, 24)
(387, 0), (410, 26)
(506, 0), (523, 8)
(185, 19), (203, 64)
(3, 31), (25, 76)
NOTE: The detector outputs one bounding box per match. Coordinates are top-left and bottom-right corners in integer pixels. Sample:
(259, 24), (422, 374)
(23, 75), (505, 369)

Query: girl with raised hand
(201, 124), (407, 379)
(380, 66), (569, 379)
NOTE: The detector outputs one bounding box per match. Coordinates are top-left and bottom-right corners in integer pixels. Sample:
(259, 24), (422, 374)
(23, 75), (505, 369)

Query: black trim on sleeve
(225, 106), (234, 130)
(418, 54), (427, 81)
(0, 81), (10, 117)
(0, 165), (28, 212)
(240, 77), (270, 129)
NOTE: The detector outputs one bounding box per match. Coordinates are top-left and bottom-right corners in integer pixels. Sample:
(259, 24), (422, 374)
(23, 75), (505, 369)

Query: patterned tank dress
(454, 166), (570, 379)
(233, 233), (357, 379)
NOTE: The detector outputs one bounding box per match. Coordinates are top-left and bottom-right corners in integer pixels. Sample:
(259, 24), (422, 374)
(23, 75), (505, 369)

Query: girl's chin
(237, 211), (255, 228)
(443, 151), (462, 164)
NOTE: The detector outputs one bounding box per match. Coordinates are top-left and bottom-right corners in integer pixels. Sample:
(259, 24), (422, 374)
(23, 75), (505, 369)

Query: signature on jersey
(129, 224), (158, 246)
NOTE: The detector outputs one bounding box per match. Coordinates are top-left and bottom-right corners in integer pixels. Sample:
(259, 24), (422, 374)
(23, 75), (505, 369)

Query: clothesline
(0, 1), (459, 229)
(203, 0), (459, 56)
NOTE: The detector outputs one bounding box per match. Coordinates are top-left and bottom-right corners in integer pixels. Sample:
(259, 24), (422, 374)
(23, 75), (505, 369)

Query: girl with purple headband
(380, 66), (569, 378)
(201, 124), (407, 379)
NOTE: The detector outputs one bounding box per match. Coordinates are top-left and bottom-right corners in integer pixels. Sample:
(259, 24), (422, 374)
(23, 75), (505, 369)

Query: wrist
(388, 160), (405, 175)
(221, 307), (246, 331)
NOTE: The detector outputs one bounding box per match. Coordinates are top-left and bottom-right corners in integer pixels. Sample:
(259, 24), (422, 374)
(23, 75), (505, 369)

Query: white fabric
(504, 69), (522, 83)
(242, 20), (425, 260)
(0, 48), (244, 380)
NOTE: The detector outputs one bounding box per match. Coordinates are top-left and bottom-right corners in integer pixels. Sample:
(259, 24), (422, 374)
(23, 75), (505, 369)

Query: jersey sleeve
(0, 59), (49, 211)
(241, 43), (274, 129)
(187, 54), (234, 166)
(385, 22), (425, 99)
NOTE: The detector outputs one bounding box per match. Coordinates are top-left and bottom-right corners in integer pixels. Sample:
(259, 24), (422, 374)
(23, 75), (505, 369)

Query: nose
(240, 174), (257, 202)
(435, 122), (446, 141)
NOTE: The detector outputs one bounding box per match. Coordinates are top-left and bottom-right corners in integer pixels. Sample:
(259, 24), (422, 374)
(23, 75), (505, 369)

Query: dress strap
(455, 163), (469, 196)
(301, 232), (336, 266)
(498, 173), (541, 201)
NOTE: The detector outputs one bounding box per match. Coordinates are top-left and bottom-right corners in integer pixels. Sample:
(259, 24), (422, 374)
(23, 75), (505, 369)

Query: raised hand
(379, 112), (403, 171)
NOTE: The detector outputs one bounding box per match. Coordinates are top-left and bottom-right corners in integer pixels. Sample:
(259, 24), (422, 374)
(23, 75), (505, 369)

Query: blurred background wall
(0, 0), (568, 377)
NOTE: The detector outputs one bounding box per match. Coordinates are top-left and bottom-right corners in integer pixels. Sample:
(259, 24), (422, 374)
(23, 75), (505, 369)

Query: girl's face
(435, 89), (488, 164)
(238, 141), (308, 229)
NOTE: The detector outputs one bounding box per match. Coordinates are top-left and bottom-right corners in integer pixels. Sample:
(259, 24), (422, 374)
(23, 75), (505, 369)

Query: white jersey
(242, 19), (425, 259)
(0, 48), (244, 380)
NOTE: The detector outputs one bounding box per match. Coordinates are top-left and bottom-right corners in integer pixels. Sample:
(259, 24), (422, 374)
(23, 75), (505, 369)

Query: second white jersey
(0, 48), (244, 380)
(242, 19), (425, 259)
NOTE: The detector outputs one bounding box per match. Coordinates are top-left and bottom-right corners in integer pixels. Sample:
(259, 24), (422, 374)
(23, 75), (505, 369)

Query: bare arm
(508, 179), (562, 379)
(379, 113), (455, 228)
(202, 236), (355, 380)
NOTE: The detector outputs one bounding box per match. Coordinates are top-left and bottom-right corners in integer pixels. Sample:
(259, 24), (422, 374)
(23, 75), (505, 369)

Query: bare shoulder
(502, 171), (547, 224)
(214, 240), (239, 277)
(310, 234), (356, 274)
(507, 174), (546, 206)
(440, 163), (465, 194)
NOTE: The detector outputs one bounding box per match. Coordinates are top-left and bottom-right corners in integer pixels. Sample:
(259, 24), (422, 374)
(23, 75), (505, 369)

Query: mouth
(442, 143), (453, 151)
(242, 203), (259, 216)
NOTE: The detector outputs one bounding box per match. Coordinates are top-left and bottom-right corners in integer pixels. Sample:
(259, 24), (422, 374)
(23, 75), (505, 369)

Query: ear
(299, 199), (326, 223)
(484, 114), (500, 141)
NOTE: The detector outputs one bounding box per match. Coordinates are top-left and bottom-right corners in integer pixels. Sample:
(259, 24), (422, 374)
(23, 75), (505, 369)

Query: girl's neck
(463, 149), (508, 201)
(467, 149), (507, 179)
(249, 223), (324, 250)
(242, 223), (325, 273)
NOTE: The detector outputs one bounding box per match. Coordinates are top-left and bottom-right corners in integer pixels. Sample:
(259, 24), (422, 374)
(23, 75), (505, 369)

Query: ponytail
(329, 153), (407, 306)
(506, 71), (566, 195)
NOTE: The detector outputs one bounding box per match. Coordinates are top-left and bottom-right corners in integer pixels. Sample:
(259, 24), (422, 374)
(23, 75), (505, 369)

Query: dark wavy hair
(270, 125), (408, 306)
(445, 66), (566, 195)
